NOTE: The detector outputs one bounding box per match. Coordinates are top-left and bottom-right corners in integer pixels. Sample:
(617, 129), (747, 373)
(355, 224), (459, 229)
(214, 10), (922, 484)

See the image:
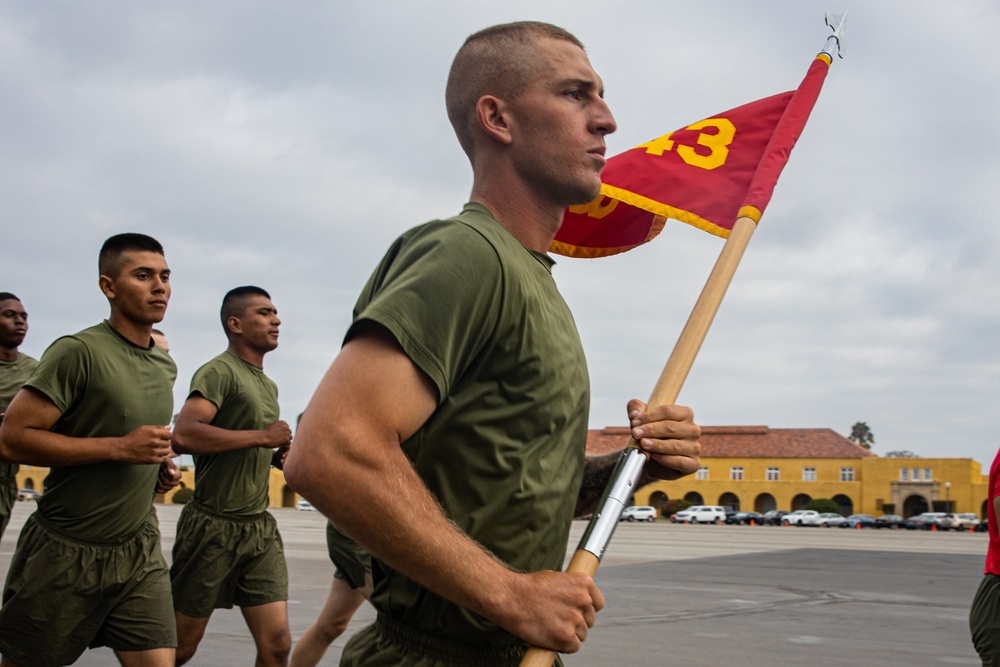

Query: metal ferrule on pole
(577, 447), (649, 560)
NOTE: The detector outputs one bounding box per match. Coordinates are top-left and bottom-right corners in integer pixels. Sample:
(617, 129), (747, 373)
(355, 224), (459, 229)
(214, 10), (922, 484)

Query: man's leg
(242, 600), (292, 667)
(289, 576), (368, 667)
(116, 647), (176, 667)
(175, 612), (212, 666)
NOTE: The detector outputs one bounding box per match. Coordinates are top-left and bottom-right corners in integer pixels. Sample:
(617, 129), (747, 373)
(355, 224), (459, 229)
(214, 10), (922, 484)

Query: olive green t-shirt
(188, 350), (279, 516)
(0, 352), (38, 482)
(349, 202), (590, 649)
(26, 321), (176, 541)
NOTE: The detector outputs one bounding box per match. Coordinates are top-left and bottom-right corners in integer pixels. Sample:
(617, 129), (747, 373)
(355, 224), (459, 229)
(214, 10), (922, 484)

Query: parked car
(783, 510), (821, 526)
(16, 488), (40, 501)
(620, 505), (658, 522)
(727, 511), (765, 525)
(761, 510), (789, 526)
(939, 513), (979, 531)
(296, 498), (317, 511)
(975, 519), (989, 533)
(840, 514), (876, 529)
(874, 514), (905, 529)
(817, 513), (846, 527)
(905, 512), (948, 530)
(672, 505), (727, 524)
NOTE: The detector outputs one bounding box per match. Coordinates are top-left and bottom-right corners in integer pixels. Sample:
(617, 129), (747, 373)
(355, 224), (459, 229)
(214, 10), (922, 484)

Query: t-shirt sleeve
(24, 336), (90, 414)
(348, 221), (503, 402)
(188, 360), (234, 411)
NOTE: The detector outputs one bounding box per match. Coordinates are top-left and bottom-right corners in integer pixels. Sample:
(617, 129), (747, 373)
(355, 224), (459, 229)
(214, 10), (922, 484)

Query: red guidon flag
(551, 53), (833, 258)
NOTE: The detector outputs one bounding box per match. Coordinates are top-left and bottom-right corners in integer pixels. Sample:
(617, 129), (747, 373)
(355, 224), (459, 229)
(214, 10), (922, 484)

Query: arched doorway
(649, 491), (668, 511)
(23, 478), (35, 491)
(282, 484), (296, 508)
(755, 493), (776, 513)
(903, 494), (929, 518)
(791, 493), (812, 511)
(719, 492), (740, 511)
(984, 499), (990, 520)
(832, 494), (853, 516)
(684, 491), (704, 505)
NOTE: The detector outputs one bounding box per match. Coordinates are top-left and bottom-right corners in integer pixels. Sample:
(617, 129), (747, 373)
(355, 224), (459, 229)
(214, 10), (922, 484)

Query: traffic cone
(970, 525), (975, 533)
(750, 519), (755, 526)
(856, 522), (861, 530)
(931, 524), (937, 532)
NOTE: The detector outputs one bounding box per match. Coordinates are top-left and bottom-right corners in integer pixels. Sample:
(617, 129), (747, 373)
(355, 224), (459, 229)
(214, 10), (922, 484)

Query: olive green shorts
(0, 474), (16, 540)
(971, 573), (1000, 665)
(340, 612), (557, 667)
(326, 522), (371, 590)
(0, 512), (175, 666)
(170, 502), (288, 617)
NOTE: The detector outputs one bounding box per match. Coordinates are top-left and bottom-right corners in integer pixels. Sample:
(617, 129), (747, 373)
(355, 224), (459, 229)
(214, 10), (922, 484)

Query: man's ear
(227, 316), (242, 336)
(99, 275), (115, 300)
(475, 95), (513, 145)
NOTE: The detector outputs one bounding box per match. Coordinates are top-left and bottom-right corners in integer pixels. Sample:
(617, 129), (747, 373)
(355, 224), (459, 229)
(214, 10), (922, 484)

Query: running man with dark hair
(0, 292), (37, 542)
(0, 233), (180, 666)
(171, 285), (293, 666)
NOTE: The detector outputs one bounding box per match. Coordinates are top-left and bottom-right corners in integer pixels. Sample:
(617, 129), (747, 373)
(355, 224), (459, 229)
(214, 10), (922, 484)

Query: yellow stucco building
(587, 425), (990, 519)
(14, 466), (304, 509)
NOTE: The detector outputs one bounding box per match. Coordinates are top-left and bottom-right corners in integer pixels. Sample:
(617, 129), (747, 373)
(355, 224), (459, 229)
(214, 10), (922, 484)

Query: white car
(783, 510), (821, 526)
(672, 505), (727, 524)
(296, 498), (317, 511)
(620, 505), (658, 522)
(817, 512), (846, 527)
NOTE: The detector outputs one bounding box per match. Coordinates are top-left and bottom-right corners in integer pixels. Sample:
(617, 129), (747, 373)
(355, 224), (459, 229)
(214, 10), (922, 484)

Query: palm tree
(849, 422), (875, 450)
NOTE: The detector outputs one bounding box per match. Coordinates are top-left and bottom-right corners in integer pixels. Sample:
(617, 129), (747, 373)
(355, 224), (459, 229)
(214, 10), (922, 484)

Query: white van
(672, 505), (727, 524)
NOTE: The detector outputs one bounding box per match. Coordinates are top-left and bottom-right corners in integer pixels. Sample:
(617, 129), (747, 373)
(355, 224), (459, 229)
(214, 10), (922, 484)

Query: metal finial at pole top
(823, 11), (848, 58)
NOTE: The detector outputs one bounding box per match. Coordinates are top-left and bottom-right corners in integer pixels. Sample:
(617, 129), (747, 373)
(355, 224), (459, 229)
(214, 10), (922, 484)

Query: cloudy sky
(2, 1), (998, 468)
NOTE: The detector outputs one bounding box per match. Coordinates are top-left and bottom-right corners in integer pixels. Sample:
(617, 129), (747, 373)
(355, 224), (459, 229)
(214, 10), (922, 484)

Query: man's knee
(257, 626), (291, 665)
(174, 643), (197, 666)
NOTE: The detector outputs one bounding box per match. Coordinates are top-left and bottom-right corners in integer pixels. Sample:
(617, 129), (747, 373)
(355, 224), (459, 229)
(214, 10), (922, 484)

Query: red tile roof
(585, 425), (877, 459)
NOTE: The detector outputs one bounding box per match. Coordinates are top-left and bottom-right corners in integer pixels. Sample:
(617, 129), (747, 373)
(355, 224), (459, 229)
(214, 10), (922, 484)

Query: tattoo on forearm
(575, 452), (621, 517)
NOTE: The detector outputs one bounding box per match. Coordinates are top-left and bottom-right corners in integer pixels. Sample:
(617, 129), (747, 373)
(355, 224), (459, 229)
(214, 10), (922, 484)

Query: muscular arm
(284, 324), (602, 654)
(171, 395), (291, 456)
(0, 387), (172, 467)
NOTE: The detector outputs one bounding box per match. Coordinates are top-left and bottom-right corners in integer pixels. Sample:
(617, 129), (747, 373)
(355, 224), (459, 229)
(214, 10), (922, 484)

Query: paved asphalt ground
(0, 503), (988, 666)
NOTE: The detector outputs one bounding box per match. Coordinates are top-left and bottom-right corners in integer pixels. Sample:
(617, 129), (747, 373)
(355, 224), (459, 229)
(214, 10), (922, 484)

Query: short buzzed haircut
(220, 286), (271, 334)
(99, 233), (164, 278)
(445, 21), (584, 160)
(0, 293), (19, 303)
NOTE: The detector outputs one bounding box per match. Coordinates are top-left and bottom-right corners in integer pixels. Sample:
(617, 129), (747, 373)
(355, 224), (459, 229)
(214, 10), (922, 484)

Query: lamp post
(945, 482), (951, 513)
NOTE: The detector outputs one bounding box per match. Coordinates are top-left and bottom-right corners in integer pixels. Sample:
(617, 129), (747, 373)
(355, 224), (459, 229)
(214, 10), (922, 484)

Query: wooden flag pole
(520, 214), (758, 667)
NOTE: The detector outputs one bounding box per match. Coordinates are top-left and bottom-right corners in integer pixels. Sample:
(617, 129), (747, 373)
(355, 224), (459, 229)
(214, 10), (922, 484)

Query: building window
(802, 467), (816, 482)
(923, 468), (933, 481)
(696, 466), (709, 480)
(766, 467), (780, 481)
(730, 467), (744, 481)
(900, 468), (910, 482)
(841, 467), (855, 482)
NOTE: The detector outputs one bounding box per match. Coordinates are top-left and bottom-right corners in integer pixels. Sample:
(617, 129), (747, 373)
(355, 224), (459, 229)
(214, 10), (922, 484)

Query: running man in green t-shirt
(0, 234), (181, 667)
(0, 292), (38, 542)
(286, 21), (703, 667)
(171, 286), (293, 666)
